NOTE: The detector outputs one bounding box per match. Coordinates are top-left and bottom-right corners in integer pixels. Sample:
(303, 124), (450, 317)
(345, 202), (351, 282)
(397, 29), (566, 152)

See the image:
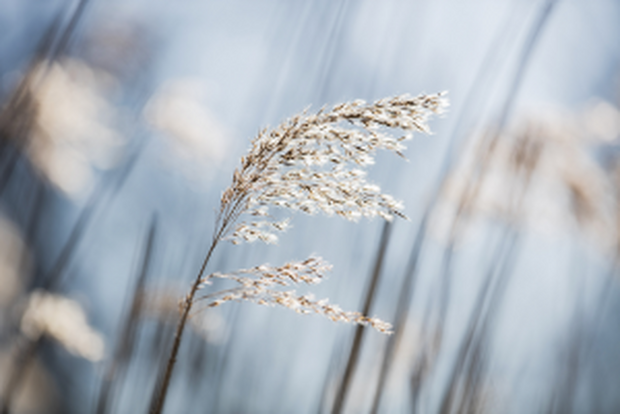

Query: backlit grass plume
(220, 93), (447, 244)
(149, 92), (447, 414)
(196, 258), (393, 333)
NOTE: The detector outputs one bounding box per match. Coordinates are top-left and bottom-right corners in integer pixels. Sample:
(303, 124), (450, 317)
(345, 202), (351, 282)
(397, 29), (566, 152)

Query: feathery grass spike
(150, 92), (447, 414)
(219, 92), (448, 245)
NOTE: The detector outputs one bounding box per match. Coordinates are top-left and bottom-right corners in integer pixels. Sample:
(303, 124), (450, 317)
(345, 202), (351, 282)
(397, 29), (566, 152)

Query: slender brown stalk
(370, 215), (426, 414)
(0, 337), (42, 414)
(148, 228), (222, 414)
(97, 216), (158, 414)
(0, 183), (46, 414)
(437, 233), (513, 414)
(331, 222), (392, 414)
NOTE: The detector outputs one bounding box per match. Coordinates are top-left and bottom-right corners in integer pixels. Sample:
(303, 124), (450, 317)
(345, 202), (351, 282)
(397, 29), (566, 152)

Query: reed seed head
(196, 92), (448, 334)
(219, 92), (447, 244)
(197, 257), (393, 334)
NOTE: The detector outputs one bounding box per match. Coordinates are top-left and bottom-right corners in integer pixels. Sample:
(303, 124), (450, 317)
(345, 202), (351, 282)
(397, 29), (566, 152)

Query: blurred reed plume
(435, 110), (614, 248)
(149, 92), (447, 414)
(420, 101), (620, 414)
(20, 290), (105, 362)
(144, 79), (231, 178)
(24, 58), (123, 197)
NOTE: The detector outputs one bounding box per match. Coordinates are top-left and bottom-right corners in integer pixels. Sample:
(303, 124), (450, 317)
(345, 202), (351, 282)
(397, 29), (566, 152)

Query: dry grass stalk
(149, 92), (447, 414)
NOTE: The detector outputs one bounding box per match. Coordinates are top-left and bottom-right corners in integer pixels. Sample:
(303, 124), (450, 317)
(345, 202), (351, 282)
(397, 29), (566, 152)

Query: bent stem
(148, 228), (223, 414)
(147, 93), (445, 413)
(148, 161), (253, 414)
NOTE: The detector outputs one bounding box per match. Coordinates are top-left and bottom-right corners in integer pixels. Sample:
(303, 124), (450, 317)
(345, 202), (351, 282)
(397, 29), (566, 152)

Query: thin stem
(331, 222), (391, 414)
(96, 216), (157, 414)
(189, 288), (247, 317)
(148, 225), (224, 414)
(370, 213), (427, 414)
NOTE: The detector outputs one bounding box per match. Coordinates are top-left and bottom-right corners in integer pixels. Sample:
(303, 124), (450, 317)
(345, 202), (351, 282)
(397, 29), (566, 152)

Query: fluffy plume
(151, 92), (447, 412)
(197, 257), (392, 334)
(218, 93), (447, 244)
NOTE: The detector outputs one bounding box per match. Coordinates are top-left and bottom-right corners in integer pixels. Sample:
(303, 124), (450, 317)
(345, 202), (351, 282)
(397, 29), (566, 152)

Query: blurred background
(0, 0), (619, 413)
